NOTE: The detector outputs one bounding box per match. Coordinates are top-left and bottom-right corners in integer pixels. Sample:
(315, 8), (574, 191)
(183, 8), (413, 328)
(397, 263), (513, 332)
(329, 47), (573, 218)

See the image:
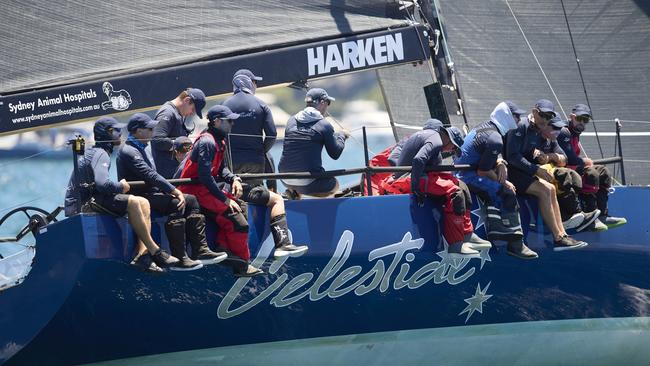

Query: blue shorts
(458, 171), (503, 209)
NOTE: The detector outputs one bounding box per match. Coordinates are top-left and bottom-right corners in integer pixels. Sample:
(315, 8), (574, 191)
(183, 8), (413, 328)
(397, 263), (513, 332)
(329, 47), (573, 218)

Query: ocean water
(0, 131), (395, 239)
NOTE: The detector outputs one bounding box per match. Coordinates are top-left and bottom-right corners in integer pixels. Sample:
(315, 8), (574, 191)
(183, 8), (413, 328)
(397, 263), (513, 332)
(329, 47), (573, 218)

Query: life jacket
(179, 131), (225, 180)
(363, 145), (394, 195)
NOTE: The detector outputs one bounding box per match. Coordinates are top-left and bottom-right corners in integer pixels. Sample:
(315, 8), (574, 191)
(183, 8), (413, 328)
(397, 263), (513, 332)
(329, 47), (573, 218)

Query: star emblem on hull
(471, 197), (487, 231)
(459, 282), (493, 323)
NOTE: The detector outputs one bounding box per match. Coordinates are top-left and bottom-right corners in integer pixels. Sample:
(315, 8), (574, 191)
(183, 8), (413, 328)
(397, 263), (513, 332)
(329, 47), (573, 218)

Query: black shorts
(507, 167), (538, 194)
(93, 193), (129, 216)
(242, 184), (270, 206)
(284, 177), (338, 196)
(141, 192), (200, 217)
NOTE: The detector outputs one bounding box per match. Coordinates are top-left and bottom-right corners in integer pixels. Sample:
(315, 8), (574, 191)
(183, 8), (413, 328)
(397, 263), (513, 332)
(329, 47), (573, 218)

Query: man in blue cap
(505, 99), (587, 251)
(557, 104), (626, 229)
(279, 87), (350, 198)
(177, 105), (262, 277)
(223, 70), (307, 258)
(383, 119), (490, 258)
(455, 101), (538, 259)
(152, 87), (206, 179)
(117, 113), (227, 271)
(64, 116), (180, 272)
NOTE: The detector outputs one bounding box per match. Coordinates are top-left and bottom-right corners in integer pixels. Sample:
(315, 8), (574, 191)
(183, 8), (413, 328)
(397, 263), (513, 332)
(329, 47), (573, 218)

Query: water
(0, 131), (395, 238)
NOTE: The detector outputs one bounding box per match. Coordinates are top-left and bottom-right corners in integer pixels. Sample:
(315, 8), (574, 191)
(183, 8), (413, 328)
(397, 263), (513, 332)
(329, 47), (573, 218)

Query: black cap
(234, 69), (262, 81)
(549, 116), (567, 130)
(444, 126), (464, 148)
(173, 136), (192, 151)
(505, 100), (526, 115)
(534, 99), (557, 117)
(186, 88), (206, 119)
(572, 103), (591, 118)
(127, 113), (158, 132)
(94, 116), (126, 137)
(207, 105), (240, 122)
(305, 88), (335, 104)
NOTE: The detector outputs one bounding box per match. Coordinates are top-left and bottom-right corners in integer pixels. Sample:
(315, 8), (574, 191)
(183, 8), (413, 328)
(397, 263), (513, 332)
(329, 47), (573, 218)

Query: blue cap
(94, 117), (126, 138)
(423, 118), (443, 130)
(534, 99), (557, 117)
(234, 69), (262, 81)
(127, 113), (158, 132)
(207, 105), (240, 122)
(572, 103), (591, 118)
(549, 116), (567, 130)
(186, 88), (206, 119)
(444, 126), (464, 148)
(505, 101), (526, 115)
(305, 88), (335, 104)
(173, 136), (192, 151)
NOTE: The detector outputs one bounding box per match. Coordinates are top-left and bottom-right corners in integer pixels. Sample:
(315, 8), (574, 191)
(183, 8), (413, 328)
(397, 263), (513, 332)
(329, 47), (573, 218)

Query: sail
(436, 0), (650, 183)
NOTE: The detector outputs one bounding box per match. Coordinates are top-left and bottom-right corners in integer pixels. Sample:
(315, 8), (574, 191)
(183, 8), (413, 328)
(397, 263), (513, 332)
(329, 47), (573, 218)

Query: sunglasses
(538, 111), (555, 121)
(576, 115), (590, 123)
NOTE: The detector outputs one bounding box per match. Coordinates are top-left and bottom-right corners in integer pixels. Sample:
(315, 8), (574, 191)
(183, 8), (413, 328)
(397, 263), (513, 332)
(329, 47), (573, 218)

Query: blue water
(0, 131), (395, 238)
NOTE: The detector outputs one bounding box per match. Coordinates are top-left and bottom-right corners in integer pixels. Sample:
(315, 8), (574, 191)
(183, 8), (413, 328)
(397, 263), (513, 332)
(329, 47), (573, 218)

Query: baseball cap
(444, 126), (464, 148)
(234, 69), (263, 81)
(505, 100), (526, 115)
(572, 103), (591, 118)
(207, 105), (240, 122)
(186, 88), (206, 119)
(127, 113), (158, 132)
(534, 99), (557, 117)
(173, 136), (192, 151)
(305, 88), (335, 104)
(549, 116), (567, 130)
(94, 116), (126, 137)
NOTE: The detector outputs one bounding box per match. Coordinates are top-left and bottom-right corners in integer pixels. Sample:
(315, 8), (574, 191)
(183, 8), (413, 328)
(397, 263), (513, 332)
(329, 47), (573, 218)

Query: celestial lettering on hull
(218, 230), (490, 320)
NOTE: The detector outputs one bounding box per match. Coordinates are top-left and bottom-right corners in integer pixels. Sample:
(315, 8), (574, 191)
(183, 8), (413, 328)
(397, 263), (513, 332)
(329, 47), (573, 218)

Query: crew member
(557, 104), (627, 229)
(117, 113), (227, 271)
(278, 88), (350, 198)
(151, 88), (206, 179)
(64, 117), (179, 272)
(505, 99), (587, 251)
(455, 102), (537, 259)
(385, 119), (491, 257)
(178, 105), (262, 277)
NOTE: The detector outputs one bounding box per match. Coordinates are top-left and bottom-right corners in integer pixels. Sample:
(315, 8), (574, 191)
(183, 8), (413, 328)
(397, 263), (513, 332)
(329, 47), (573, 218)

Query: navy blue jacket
(557, 126), (585, 173)
(505, 119), (563, 175)
(117, 137), (175, 196)
(222, 91), (277, 166)
(397, 128), (444, 193)
(64, 143), (124, 215)
(278, 108), (346, 173)
(151, 102), (189, 179)
(455, 121), (503, 171)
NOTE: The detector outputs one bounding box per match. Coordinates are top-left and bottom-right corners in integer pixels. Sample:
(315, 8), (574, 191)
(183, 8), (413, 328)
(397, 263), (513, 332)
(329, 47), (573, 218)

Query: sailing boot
(506, 239), (538, 260)
(463, 233), (492, 250)
(165, 218), (203, 271)
(186, 214), (227, 265)
(447, 241), (480, 258)
(271, 214), (308, 259)
(486, 206), (523, 241)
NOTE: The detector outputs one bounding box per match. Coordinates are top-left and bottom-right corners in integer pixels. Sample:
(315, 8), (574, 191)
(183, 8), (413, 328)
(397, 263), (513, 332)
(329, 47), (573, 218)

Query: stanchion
(362, 127), (373, 196)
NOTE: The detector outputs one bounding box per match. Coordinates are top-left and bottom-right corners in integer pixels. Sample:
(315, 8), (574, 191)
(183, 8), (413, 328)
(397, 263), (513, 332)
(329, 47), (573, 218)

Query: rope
(504, 0), (567, 119)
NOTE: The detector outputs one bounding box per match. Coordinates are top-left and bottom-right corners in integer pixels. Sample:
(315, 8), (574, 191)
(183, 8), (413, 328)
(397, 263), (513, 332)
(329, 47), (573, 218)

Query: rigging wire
(559, 0), (605, 159)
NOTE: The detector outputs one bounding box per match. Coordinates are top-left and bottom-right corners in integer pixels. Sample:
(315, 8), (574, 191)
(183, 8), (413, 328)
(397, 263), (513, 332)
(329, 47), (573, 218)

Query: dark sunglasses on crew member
(576, 115), (590, 123)
(538, 111), (555, 120)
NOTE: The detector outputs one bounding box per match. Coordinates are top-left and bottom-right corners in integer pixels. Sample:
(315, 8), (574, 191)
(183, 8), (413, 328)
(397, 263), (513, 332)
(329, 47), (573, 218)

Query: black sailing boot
(486, 206), (523, 241)
(186, 214), (227, 265)
(270, 214), (308, 259)
(165, 218), (203, 271)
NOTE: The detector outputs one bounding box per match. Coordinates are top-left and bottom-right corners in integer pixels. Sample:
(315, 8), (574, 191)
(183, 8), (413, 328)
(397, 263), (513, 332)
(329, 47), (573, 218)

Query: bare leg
(546, 182), (567, 236)
(268, 191), (285, 218)
(526, 181), (563, 240)
(126, 196), (160, 254)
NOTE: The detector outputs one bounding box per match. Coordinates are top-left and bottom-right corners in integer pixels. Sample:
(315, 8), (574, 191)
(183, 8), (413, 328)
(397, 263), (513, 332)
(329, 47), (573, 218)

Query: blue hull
(2, 187), (649, 365)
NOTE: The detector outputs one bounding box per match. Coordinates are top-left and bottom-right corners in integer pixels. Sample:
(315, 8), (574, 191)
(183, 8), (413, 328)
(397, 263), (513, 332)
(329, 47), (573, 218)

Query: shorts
(507, 167), (538, 193)
(93, 193), (129, 216)
(235, 162), (271, 205)
(284, 177), (338, 196)
(141, 192), (201, 217)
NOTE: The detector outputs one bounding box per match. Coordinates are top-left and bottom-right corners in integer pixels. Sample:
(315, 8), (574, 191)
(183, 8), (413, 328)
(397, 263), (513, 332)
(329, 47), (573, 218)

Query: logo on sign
(101, 82), (132, 111)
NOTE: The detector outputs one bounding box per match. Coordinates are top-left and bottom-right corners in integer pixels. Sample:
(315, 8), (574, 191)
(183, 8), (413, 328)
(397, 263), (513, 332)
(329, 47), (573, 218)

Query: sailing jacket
(278, 107), (346, 174)
(505, 118), (564, 175)
(116, 136), (175, 196)
(64, 143), (124, 215)
(557, 126), (585, 173)
(151, 102), (189, 179)
(222, 90), (277, 166)
(396, 126), (444, 193)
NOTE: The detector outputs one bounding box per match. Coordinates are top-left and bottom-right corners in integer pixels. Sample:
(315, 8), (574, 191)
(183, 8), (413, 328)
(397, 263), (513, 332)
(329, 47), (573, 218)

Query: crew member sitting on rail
(177, 105), (263, 277)
(455, 101), (538, 259)
(384, 119), (491, 257)
(223, 70), (308, 258)
(64, 117), (180, 272)
(173, 136), (192, 164)
(278, 88), (350, 199)
(557, 104), (627, 229)
(534, 117), (601, 232)
(117, 113), (227, 271)
(152, 88), (206, 179)
(504, 99), (587, 251)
